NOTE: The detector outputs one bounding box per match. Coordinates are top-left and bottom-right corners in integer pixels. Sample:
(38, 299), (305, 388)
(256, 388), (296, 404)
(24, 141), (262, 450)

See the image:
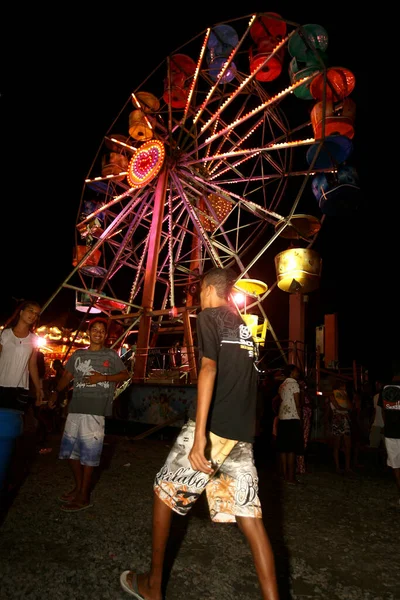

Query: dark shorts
(0, 386), (29, 412)
(276, 419), (304, 454)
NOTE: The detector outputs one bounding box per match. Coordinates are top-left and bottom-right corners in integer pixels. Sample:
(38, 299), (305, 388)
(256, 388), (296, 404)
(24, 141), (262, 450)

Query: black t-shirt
(189, 305), (258, 443)
(378, 384), (400, 439)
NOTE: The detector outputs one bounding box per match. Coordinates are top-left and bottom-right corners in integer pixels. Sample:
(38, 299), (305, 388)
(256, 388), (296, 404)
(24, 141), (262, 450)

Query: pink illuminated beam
(186, 137), (316, 166)
(202, 76), (316, 147)
(181, 29), (210, 125)
(195, 30), (296, 135)
(192, 16), (256, 127)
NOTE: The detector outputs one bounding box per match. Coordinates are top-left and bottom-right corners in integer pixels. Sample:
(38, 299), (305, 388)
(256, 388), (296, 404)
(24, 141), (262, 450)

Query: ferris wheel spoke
(46, 12), (357, 376)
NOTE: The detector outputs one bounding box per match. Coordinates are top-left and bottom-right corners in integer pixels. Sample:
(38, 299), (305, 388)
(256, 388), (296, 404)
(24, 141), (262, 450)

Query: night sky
(2, 5), (391, 379)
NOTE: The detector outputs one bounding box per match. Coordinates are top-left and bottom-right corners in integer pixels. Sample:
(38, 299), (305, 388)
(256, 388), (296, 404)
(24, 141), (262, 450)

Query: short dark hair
(88, 317), (108, 331)
(284, 363), (299, 378)
(201, 267), (237, 300)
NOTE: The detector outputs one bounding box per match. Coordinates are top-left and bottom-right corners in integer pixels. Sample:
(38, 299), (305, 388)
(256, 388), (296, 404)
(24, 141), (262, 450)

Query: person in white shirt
(0, 300), (42, 412)
(275, 363), (304, 485)
(0, 300), (43, 492)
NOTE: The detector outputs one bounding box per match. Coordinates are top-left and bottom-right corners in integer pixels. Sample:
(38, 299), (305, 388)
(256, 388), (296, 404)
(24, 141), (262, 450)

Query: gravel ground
(0, 424), (399, 600)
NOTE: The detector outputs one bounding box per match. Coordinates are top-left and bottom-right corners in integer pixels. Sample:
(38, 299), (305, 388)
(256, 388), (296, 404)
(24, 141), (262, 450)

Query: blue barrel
(0, 409), (23, 490)
(311, 166), (361, 215)
(306, 135), (353, 169)
(207, 24), (238, 83)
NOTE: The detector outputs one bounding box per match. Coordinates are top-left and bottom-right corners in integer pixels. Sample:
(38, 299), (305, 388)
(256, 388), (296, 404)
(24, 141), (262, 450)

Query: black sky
(2, 4), (391, 378)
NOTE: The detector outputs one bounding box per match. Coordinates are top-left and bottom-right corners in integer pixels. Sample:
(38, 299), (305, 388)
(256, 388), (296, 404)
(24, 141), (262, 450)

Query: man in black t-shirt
(120, 267), (279, 600)
(378, 376), (400, 509)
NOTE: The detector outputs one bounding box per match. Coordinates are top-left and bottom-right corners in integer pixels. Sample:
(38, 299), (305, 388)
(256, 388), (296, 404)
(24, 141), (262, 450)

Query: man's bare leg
(60, 459), (82, 501)
(236, 516), (279, 600)
(286, 452), (296, 483)
(393, 467), (400, 494)
(126, 492), (173, 600)
(74, 464), (94, 506)
(61, 461), (94, 507)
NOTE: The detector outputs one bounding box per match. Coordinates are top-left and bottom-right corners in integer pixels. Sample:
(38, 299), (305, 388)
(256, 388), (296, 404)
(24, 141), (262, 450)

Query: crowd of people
(0, 267), (399, 600)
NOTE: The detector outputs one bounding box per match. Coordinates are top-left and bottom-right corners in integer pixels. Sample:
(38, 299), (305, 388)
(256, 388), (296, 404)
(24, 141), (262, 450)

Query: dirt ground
(0, 423), (399, 600)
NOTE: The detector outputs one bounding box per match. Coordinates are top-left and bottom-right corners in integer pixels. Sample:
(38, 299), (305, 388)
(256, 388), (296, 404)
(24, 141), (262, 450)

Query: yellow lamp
(233, 278), (268, 297)
(275, 248), (321, 293)
(241, 313), (268, 347)
(234, 279), (268, 347)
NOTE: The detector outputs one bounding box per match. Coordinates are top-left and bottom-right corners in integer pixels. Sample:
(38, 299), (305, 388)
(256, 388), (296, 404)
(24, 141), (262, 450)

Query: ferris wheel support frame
(133, 165), (169, 382)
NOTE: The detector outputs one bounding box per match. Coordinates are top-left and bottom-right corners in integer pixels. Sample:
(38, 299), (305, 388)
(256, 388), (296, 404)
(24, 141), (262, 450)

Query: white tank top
(0, 328), (38, 389)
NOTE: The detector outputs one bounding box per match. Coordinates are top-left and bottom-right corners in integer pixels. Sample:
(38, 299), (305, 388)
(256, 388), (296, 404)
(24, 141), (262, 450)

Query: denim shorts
(59, 413), (105, 467)
(154, 420), (262, 523)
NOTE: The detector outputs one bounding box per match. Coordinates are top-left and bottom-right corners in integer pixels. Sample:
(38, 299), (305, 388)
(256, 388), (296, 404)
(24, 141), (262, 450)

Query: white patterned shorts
(385, 437), (400, 469)
(59, 413), (105, 467)
(154, 420), (262, 523)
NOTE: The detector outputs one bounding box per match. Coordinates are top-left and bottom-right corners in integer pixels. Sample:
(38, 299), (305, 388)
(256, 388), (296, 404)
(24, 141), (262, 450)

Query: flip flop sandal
(60, 502), (94, 513)
(58, 494), (75, 503)
(119, 571), (145, 599)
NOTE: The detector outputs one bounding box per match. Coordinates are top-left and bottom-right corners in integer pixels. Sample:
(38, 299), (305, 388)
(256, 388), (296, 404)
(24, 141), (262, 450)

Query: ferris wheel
(42, 12), (359, 381)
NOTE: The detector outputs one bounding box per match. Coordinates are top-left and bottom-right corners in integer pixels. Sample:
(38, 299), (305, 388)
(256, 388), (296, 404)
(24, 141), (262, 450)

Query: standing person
(32, 349), (53, 453)
(369, 380), (385, 464)
(49, 317), (129, 513)
(0, 300), (42, 412)
(378, 374), (400, 509)
(275, 363), (304, 485)
(296, 380), (313, 475)
(0, 300), (43, 491)
(350, 388), (363, 469)
(48, 359), (69, 431)
(330, 379), (352, 474)
(120, 267), (279, 600)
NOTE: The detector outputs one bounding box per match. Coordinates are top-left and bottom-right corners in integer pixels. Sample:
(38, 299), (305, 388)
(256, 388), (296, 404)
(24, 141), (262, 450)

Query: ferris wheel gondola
(42, 13), (359, 380)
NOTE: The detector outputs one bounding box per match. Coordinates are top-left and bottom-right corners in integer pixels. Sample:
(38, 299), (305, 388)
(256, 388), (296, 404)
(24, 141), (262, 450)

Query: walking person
(49, 317), (129, 513)
(275, 363), (304, 485)
(120, 267), (279, 600)
(330, 379), (352, 474)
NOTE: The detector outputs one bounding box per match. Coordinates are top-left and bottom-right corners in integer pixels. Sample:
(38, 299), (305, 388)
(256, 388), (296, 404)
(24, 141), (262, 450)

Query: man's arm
(85, 369), (130, 385)
(188, 356), (216, 475)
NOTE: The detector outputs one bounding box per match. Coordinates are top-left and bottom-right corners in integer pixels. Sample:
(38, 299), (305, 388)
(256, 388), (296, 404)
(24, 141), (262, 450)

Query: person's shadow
(255, 434), (291, 600)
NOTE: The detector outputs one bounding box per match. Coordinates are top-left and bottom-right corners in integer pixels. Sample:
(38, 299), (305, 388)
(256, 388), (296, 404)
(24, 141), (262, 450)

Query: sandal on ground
(58, 492), (76, 503)
(60, 502), (93, 513)
(120, 571), (145, 599)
